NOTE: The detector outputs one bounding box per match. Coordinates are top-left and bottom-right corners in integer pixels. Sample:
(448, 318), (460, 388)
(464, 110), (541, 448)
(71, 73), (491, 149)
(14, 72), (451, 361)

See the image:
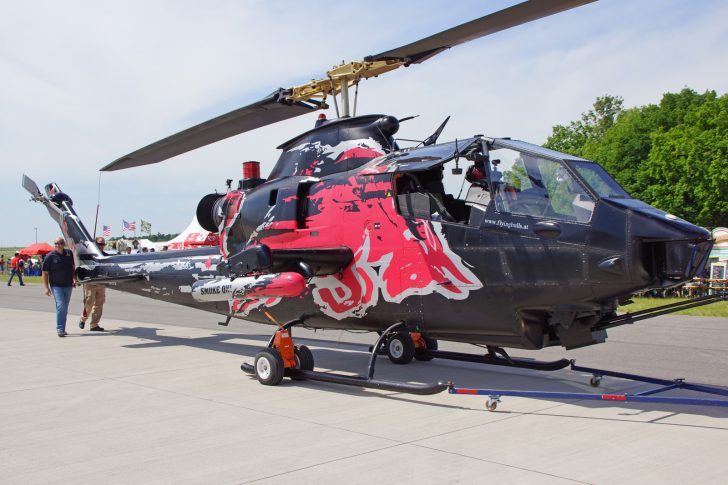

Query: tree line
(544, 88), (727, 228)
(109, 233), (180, 242)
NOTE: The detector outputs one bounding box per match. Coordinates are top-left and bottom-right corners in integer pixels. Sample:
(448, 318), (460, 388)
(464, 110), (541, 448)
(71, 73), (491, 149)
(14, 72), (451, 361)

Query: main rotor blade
(100, 89), (321, 172)
(365, 0), (596, 64)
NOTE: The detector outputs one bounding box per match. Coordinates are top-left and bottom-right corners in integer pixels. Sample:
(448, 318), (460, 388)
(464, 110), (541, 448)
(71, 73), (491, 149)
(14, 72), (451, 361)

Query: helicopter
(24, 0), (723, 393)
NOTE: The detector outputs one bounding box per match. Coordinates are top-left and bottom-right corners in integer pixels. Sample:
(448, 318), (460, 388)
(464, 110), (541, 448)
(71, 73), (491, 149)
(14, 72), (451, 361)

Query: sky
(1, 0), (727, 247)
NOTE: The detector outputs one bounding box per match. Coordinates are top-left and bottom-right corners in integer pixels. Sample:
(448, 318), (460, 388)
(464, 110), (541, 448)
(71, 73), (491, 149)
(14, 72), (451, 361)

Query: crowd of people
(111, 239), (168, 254)
(3, 252), (43, 284)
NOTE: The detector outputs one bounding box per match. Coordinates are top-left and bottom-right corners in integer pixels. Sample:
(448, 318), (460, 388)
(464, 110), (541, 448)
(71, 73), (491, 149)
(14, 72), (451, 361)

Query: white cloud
(2, 0), (726, 246)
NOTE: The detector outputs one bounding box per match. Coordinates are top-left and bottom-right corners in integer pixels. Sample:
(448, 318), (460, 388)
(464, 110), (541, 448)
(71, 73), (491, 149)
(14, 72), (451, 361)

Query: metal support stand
(449, 360), (728, 410)
(265, 318), (301, 348)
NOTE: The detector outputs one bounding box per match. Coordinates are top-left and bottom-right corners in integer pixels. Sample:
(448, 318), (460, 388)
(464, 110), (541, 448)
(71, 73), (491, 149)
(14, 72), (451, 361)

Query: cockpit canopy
(487, 139), (629, 223)
(375, 136), (631, 226)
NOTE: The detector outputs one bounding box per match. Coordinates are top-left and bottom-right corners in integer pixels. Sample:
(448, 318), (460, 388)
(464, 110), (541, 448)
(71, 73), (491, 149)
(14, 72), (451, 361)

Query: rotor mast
(287, 59), (404, 117)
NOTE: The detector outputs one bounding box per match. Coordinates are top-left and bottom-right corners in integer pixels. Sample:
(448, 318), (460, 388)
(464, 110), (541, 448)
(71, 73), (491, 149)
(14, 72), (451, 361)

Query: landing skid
(241, 317), (728, 408)
(268, 369), (447, 395)
(242, 323), (582, 395)
(416, 346), (571, 372)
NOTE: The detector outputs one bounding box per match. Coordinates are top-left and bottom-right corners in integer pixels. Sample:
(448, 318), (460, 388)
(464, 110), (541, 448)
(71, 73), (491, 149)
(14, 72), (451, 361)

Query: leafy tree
(643, 94), (727, 227)
(148, 232), (181, 242)
(544, 88), (728, 227)
(581, 106), (661, 196)
(545, 95), (624, 156)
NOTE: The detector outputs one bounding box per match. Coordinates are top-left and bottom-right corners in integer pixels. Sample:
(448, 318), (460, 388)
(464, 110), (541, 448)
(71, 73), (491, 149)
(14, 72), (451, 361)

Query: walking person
(42, 238), (78, 337)
(7, 252), (25, 286)
(79, 237), (107, 332)
(0, 254), (5, 274)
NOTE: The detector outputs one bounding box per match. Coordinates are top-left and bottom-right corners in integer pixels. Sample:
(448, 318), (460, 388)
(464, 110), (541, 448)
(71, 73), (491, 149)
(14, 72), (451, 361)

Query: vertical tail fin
(23, 175), (103, 263)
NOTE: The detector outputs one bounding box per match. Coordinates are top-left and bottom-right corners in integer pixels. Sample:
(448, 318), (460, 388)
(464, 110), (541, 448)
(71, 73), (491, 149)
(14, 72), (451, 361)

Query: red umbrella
(19, 242), (55, 256)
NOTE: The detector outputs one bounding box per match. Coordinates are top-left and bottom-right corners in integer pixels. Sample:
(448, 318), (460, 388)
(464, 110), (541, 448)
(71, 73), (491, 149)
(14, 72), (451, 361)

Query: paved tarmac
(1, 284), (727, 484)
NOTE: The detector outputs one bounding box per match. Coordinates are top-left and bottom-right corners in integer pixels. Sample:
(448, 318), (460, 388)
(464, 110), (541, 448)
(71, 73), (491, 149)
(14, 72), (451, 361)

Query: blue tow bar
(448, 361), (728, 410)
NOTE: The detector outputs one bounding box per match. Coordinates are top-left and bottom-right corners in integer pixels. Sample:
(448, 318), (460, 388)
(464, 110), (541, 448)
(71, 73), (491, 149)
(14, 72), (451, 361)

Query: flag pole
(92, 172), (102, 238)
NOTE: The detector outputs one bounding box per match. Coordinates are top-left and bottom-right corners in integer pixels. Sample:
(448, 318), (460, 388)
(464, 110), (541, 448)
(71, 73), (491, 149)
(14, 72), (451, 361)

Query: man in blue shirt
(42, 238), (78, 337)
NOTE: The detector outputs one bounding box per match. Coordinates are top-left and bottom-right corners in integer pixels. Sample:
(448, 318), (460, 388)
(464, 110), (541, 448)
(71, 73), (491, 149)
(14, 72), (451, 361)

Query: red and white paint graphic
(287, 138), (385, 177)
(230, 297), (282, 317)
(245, 174), (482, 319)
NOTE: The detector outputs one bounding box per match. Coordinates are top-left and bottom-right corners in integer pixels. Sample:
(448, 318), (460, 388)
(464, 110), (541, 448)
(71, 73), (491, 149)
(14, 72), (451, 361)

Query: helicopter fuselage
(62, 115), (712, 351)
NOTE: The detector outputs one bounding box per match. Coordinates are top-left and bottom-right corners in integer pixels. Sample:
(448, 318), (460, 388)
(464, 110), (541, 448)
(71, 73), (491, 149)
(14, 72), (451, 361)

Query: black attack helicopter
(24, 0), (723, 394)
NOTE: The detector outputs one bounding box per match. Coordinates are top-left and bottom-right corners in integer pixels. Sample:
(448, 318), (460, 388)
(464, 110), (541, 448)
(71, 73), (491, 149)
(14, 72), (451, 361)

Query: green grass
(620, 296), (728, 318)
(0, 246), (21, 262)
(0, 274), (43, 284)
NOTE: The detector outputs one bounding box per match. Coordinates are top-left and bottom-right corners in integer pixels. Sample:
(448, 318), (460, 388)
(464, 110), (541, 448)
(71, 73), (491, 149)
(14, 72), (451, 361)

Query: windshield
(489, 148), (595, 223)
(570, 161), (630, 198)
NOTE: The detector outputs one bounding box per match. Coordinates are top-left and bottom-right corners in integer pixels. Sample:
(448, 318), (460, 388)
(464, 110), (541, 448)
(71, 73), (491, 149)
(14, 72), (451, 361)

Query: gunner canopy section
(488, 141), (596, 223)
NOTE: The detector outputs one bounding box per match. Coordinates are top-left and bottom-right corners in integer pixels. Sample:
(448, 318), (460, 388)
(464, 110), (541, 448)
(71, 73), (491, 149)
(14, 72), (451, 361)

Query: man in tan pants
(79, 237), (107, 332)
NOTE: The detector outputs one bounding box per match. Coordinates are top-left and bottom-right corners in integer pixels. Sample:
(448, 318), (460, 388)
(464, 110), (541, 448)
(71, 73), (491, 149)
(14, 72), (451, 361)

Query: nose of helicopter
(608, 199), (713, 286)
(642, 235), (712, 285)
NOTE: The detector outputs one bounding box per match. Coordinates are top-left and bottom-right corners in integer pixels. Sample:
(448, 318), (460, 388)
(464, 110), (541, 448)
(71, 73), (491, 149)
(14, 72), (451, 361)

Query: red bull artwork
(228, 168), (482, 319)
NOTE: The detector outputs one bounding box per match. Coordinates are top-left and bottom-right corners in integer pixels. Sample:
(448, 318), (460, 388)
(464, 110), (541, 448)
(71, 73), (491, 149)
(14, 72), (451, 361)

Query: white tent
(163, 216), (219, 250)
(710, 227), (728, 262)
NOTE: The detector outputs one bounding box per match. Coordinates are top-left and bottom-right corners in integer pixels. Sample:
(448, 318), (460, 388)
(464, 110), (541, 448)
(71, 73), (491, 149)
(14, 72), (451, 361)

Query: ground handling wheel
(387, 332), (415, 365)
(254, 349), (285, 386)
(290, 345), (315, 380)
(295, 345), (315, 370)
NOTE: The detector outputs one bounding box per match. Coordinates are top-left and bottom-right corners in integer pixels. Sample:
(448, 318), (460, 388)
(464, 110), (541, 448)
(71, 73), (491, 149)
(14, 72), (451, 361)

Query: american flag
(103, 225), (111, 237)
(123, 220), (136, 232)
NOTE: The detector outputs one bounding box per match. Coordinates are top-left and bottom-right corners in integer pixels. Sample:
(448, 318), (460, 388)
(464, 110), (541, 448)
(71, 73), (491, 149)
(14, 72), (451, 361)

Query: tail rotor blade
(22, 174), (44, 200)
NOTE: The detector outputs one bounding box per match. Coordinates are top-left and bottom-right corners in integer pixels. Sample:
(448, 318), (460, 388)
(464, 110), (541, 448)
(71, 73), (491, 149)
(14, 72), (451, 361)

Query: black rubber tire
(386, 332), (415, 365)
(415, 336), (438, 361)
(254, 349), (285, 386)
(290, 345), (315, 380)
(295, 345), (315, 371)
